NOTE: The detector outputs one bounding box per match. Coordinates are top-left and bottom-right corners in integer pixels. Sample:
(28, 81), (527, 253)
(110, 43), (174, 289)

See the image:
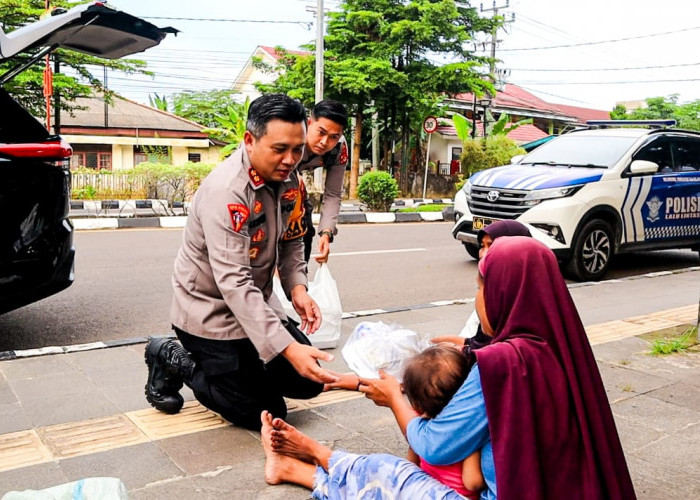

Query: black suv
(0, 2), (174, 314)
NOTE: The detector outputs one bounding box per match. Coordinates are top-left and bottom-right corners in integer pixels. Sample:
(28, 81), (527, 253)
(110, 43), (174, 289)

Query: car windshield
(520, 135), (639, 169)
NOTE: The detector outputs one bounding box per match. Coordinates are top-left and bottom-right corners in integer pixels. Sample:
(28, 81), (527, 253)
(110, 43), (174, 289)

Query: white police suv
(452, 120), (700, 281)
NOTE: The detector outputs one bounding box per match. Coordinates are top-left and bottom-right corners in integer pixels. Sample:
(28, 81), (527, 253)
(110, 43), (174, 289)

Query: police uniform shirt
(296, 136), (348, 234)
(170, 146), (307, 363)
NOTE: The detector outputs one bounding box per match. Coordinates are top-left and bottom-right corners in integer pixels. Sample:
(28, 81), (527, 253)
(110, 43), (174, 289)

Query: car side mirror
(510, 154), (524, 164)
(629, 159), (659, 174)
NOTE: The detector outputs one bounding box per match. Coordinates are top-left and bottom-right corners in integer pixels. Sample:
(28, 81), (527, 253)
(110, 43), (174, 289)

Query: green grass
(649, 327), (698, 355)
(397, 203), (449, 213)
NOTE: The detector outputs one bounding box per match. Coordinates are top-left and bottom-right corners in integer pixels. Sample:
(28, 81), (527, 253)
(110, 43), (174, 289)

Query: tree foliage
(611, 95), (700, 131)
(263, 0), (499, 197)
(170, 89), (244, 128)
(200, 96), (250, 158)
(0, 0), (152, 117)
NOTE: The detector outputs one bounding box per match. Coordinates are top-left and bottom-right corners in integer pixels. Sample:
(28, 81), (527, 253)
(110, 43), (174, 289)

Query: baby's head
(402, 345), (471, 418)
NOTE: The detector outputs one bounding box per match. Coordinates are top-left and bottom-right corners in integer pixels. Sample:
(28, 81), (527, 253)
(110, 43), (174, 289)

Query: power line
(520, 77), (700, 85)
(501, 25), (700, 51)
(143, 16), (311, 27)
(508, 61), (700, 72)
(514, 84), (593, 106)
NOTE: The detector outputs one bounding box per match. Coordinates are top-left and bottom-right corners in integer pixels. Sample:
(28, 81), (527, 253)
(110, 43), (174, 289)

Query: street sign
(423, 116), (438, 134)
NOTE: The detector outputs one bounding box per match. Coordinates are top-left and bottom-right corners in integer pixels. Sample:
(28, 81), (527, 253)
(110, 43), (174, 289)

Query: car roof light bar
(585, 119), (677, 129)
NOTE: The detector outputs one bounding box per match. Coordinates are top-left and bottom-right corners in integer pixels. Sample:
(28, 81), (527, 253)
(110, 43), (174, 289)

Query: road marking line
(311, 248), (426, 257)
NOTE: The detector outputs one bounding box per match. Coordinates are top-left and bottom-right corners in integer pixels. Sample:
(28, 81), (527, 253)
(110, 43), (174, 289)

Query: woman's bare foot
(261, 411), (318, 489)
(261, 411), (291, 485)
(271, 417), (331, 468)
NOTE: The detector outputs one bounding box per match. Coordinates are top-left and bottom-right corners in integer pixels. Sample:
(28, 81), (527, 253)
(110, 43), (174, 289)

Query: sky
(100, 0), (700, 112)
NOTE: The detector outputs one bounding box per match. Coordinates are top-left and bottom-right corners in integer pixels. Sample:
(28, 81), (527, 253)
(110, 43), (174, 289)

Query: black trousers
(303, 196), (315, 264)
(175, 320), (323, 431)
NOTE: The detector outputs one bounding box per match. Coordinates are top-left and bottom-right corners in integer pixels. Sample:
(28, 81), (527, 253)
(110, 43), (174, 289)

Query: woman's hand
(360, 370), (417, 436)
(359, 370), (402, 408)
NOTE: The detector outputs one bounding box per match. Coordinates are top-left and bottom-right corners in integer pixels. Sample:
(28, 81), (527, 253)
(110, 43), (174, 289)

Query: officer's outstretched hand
(315, 234), (331, 263)
(290, 285), (322, 334)
(282, 341), (339, 384)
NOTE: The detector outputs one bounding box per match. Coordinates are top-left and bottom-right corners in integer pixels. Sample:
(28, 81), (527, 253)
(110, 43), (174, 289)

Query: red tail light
(0, 140), (73, 159)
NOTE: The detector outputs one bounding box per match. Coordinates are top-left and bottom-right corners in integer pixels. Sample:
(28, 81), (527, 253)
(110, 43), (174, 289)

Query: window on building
(188, 153), (202, 163)
(70, 144), (112, 170)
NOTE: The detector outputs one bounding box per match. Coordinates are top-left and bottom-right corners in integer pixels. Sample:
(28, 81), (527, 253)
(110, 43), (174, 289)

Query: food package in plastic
(342, 321), (431, 380)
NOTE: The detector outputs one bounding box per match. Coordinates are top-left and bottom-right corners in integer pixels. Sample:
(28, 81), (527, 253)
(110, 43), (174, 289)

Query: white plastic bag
(341, 321), (431, 381)
(459, 310), (480, 338)
(273, 264), (343, 349)
(2, 477), (128, 500)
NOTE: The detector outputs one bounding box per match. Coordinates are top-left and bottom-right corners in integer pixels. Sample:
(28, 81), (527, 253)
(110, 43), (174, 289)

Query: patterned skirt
(311, 450), (466, 500)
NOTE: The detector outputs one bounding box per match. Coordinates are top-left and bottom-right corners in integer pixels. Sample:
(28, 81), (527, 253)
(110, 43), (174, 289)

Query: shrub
(357, 171), (399, 212)
(460, 136), (525, 176)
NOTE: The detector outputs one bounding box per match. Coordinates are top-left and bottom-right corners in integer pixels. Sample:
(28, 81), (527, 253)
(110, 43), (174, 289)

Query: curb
(2, 266), (697, 361)
(71, 207), (456, 230)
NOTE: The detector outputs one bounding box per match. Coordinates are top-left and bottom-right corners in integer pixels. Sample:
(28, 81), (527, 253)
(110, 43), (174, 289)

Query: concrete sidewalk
(1, 299), (699, 498)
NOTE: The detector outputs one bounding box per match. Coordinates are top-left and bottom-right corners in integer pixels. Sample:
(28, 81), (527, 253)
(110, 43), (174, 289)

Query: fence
(71, 172), (148, 199)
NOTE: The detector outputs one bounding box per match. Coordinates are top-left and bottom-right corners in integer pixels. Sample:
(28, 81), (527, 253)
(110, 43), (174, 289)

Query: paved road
(0, 223), (697, 351)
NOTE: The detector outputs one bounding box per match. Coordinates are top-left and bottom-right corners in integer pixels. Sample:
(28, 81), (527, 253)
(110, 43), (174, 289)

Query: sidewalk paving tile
(155, 426), (260, 476)
(0, 430), (52, 473)
(37, 414), (148, 459)
(58, 442), (186, 491)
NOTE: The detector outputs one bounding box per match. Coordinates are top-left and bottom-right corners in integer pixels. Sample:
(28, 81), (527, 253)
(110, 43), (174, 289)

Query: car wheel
(464, 243), (480, 260)
(566, 219), (614, 281)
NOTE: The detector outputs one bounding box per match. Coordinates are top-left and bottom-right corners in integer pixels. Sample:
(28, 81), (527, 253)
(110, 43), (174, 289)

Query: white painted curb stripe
(158, 216), (188, 228)
(419, 212), (444, 221)
(72, 218), (119, 230)
(365, 213), (396, 223)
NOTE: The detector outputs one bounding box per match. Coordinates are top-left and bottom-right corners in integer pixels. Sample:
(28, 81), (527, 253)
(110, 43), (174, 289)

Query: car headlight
(462, 180), (472, 198)
(522, 185), (583, 205)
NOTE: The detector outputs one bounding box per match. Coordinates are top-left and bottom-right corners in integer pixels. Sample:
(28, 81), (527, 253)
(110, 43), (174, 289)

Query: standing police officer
(144, 94), (338, 431)
(296, 99), (348, 263)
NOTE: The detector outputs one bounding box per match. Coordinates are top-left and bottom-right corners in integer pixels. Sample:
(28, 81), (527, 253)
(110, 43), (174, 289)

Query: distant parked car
(0, 2), (175, 314)
(452, 120), (700, 281)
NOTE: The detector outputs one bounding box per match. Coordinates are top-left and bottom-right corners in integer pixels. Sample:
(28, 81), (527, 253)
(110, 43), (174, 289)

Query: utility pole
(43, 0), (52, 131)
(306, 0), (326, 191)
(480, 1), (514, 137)
(53, 54), (60, 135)
(480, 0), (513, 85)
(314, 0), (324, 103)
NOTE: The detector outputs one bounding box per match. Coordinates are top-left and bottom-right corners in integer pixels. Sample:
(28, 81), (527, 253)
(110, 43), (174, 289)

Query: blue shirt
(406, 365), (496, 500)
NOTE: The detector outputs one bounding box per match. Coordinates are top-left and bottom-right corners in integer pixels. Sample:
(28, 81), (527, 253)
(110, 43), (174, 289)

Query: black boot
(145, 338), (194, 414)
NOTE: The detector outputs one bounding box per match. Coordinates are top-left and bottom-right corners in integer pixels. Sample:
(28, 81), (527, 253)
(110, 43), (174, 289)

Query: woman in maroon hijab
(260, 236), (635, 499)
(470, 236), (635, 498)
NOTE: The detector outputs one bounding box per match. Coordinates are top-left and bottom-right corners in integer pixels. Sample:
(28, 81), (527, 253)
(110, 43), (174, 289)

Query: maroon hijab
(475, 237), (635, 500)
(477, 219), (531, 246)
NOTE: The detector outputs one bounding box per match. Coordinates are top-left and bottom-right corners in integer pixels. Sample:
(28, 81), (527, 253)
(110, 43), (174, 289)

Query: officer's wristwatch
(318, 230), (334, 242)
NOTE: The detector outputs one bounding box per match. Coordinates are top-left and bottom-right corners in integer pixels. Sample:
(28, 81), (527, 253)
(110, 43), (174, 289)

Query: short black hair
(310, 99), (348, 129)
(402, 345), (471, 418)
(247, 93), (307, 138)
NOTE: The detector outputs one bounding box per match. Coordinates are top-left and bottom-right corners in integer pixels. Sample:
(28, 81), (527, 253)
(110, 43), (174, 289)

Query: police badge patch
(282, 182), (307, 241)
(339, 142), (348, 165)
(227, 204), (250, 233)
